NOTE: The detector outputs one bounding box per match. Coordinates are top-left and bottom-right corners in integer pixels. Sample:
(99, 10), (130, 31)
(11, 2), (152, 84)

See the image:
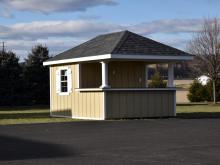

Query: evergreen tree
(0, 50), (23, 105)
(24, 44), (51, 105)
(148, 71), (166, 88)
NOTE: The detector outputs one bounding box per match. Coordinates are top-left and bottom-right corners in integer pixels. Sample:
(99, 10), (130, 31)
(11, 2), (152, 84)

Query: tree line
(0, 44), (50, 106)
(0, 18), (219, 105)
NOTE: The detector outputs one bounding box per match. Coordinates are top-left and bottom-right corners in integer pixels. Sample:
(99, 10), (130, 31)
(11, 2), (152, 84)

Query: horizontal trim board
(50, 114), (72, 118)
(51, 114), (104, 120)
(71, 116), (104, 120)
(43, 54), (193, 66)
(76, 87), (176, 92)
(104, 87), (177, 91)
(75, 88), (103, 92)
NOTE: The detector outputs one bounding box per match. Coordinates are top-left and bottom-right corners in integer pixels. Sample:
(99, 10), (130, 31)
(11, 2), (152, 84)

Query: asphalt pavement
(1, 119), (220, 164)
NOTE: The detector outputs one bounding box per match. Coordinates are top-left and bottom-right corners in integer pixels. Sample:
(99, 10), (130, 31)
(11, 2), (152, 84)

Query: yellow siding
(50, 61), (175, 120)
(50, 64), (104, 119)
(105, 90), (175, 119)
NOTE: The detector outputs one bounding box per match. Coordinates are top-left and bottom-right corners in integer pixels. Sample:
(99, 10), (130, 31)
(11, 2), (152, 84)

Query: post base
(100, 85), (110, 89)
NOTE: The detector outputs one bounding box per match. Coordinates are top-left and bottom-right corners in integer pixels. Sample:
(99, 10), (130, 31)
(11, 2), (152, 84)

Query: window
(60, 69), (68, 92)
(56, 67), (72, 95)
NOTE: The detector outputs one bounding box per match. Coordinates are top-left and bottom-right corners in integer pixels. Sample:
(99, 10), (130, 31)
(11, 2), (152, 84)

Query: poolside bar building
(43, 30), (193, 120)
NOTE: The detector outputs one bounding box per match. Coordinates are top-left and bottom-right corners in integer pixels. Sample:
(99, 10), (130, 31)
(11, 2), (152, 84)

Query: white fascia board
(43, 54), (111, 66)
(43, 53), (193, 66)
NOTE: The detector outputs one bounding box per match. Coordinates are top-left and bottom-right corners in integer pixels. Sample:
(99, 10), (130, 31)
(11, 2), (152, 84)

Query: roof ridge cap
(111, 30), (129, 54)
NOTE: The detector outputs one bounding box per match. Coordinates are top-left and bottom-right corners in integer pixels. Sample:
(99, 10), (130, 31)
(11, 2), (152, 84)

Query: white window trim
(59, 92), (70, 96)
(57, 66), (72, 96)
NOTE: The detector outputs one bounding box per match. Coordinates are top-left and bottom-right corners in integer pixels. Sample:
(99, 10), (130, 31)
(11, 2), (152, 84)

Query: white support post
(145, 64), (148, 87)
(167, 63), (174, 87)
(77, 63), (81, 88)
(100, 61), (110, 88)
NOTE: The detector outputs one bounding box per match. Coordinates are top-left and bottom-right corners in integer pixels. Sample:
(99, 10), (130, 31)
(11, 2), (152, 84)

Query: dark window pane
(61, 70), (67, 76)
(60, 69), (68, 93)
(61, 76), (65, 81)
(61, 70), (65, 75)
(61, 87), (67, 92)
(61, 76), (67, 81)
(61, 82), (67, 87)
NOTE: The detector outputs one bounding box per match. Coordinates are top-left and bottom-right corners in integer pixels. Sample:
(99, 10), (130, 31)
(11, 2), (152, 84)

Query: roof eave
(43, 54), (194, 66)
(43, 54), (111, 66)
(111, 54), (194, 61)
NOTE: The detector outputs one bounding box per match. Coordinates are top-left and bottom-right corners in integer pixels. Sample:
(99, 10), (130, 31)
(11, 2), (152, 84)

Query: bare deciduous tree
(188, 18), (220, 103)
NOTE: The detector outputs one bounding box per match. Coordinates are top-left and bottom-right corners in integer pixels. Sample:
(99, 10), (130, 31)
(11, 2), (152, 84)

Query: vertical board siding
(109, 61), (146, 88)
(50, 61), (175, 120)
(106, 90), (175, 119)
(81, 63), (102, 88)
(50, 64), (103, 119)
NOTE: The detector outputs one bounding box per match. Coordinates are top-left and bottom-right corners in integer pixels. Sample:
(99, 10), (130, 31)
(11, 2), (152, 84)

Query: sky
(0, 0), (220, 61)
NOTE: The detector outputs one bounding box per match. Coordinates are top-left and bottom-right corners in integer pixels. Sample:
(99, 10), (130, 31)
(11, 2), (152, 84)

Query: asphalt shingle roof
(47, 30), (190, 62)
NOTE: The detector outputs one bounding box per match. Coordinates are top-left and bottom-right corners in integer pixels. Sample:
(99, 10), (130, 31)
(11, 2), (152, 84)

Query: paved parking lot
(1, 119), (220, 164)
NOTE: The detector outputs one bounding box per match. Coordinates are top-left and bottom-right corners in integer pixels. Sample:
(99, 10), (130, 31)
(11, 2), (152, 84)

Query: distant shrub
(187, 79), (220, 102)
(187, 80), (209, 102)
(148, 71), (166, 88)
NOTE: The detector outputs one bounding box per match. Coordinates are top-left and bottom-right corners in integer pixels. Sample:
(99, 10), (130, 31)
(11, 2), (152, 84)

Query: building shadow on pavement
(0, 134), (74, 161)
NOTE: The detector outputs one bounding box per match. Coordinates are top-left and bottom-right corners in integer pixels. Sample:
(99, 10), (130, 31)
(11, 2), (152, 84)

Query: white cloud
(6, 38), (83, 60)
(0, 19), (205, 41)
(0, 0), (117, 14)
(0, 20), (123, 40)
(0, 19), (123, 60)
(0, 18), (210, 61)
(129, 19), (204, 35)
(0, 7), (12, 18)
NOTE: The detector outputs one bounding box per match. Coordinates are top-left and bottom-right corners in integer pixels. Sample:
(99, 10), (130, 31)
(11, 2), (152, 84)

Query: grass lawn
(0, 106), (78, 125)
(176, 103), (220, 118)
(176, 103), (220, 113)
(0, 104), (220, 125)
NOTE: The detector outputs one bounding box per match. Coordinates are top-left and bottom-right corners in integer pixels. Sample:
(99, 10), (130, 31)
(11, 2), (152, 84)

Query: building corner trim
(49, 67), (52, 115)
(174, 90), (176, 116)
(102, 91), (106, 120)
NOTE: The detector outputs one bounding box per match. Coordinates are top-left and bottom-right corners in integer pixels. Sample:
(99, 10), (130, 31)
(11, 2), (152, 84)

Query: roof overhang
(43, 54), (194, 66)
